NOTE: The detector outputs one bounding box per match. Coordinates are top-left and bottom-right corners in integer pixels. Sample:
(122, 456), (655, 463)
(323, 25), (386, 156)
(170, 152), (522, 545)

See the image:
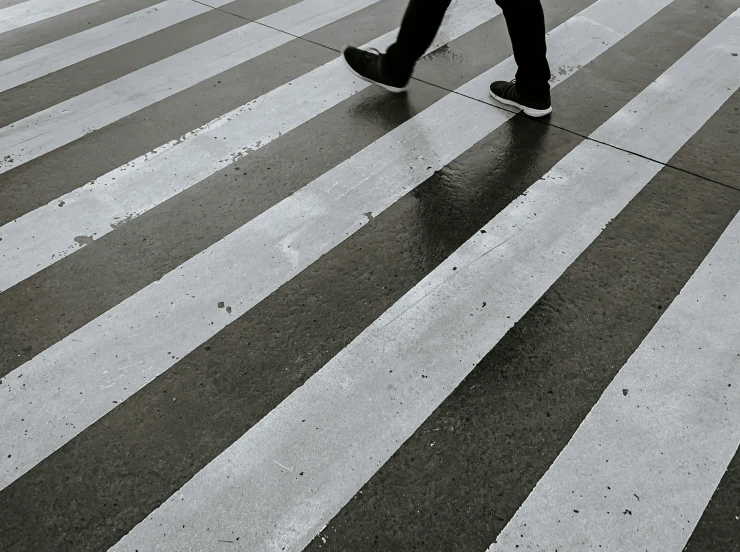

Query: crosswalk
(0, 0), (103, 34)
(0, 0), (234, 93)
(489, 210), (740, 550)
(0, 0), (738, 550)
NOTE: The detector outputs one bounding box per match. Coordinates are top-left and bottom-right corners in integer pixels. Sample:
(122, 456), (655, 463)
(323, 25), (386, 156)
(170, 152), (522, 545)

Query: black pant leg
(383, 0), (550, 93)
(384, 0), (453, 78)
(495, 0), (551, 94)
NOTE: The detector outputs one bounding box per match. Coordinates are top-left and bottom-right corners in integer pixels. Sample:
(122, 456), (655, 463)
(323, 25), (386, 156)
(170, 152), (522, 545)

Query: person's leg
(489, 0), (552, 117)
(340, 0), (452, 93)
(383, 0), (453, 80)
(495, 0), (551, 95)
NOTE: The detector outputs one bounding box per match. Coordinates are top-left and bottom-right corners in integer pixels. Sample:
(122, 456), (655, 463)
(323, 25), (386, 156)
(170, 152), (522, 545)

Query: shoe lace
(360, 47), (382, 63)
(363, 47), (387, 76)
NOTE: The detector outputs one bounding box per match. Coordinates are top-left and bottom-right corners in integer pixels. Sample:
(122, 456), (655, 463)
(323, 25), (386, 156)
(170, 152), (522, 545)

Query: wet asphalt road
(0, 0), (739, 550)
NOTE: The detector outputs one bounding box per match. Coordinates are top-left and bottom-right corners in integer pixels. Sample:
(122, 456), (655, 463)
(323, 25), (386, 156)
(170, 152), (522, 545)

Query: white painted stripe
(0, 0), (28, 9)
(0, 0), (679, 494)
(0, 0), (509, 490)
(0, 0), (234, 94)
(0, 0), (102, 34)
(0, 0), (380, 175)
(108, 9), (740, 551)
(488, 215), (740, 552)
(0, 0), (499, 293)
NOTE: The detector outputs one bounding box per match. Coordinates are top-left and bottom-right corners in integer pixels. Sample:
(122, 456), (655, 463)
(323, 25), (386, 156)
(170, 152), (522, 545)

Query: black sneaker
(341, 45), (410, 93)
(489, 79), (552, 117)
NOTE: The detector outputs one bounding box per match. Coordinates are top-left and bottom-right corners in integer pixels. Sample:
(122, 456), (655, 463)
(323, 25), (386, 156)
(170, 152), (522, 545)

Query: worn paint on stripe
(108, 8), (740, 550)
(488, 212), (740, 552)
(0, 0), (234, 94)
(0, 0), (381, 175)
(0, 0), (499, 293)
(0, 0), (103, 34)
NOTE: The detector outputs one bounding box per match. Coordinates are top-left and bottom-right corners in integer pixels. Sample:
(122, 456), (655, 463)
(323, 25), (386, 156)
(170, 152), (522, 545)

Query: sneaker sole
(341, 46), (408, 94)
(489, 89), (552, 117)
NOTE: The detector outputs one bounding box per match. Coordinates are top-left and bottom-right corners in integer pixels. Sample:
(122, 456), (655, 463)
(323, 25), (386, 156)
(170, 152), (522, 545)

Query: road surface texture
(0, 0), (738, 550)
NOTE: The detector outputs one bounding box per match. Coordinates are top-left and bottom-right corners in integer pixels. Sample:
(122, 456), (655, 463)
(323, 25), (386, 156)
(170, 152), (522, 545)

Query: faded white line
(109, 7), (739, 551)
(0, 0), (234, 94)
(0, 0), (103, 35)
(0, 0), (499, 292)
(0, 0), (381, 175)
(488, 206), (740, 552)
(0, 0), (679, 498)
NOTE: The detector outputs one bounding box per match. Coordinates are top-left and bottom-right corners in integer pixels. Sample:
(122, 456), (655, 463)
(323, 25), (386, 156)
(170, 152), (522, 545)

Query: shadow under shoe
(341, 46), (410, 93)
(489, 79), (552, 118)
